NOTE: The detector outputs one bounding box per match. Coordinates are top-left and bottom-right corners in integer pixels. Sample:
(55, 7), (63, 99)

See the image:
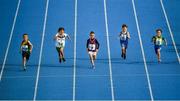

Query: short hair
(90, 31), (95, 34)
(122, 24), (128, 28)
(58, 27), (65, 32)
(23, 33), (28, 36)
(156, 28), (162, 33)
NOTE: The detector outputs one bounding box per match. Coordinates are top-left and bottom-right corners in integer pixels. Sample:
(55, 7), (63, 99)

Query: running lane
(75, 0), (112, 100)
(135, 0), (180, 100)
(36, 0), (74, 100)
(163, 0), (180, 56)
(0, 0), (18, 67)
(0, 0), (46, 100)
(107, 0), (151, 100)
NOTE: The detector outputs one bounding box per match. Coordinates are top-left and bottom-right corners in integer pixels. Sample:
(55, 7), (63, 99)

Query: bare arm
(163, 38), (167, 46)
(28, 41), (33, 52)
(96, 39), (100, 52)
(86, 40), (89, 52)
(151, 36), (155, 43)
(127, 32), (131, 39)
(66, 34), (71, 41)
(54, 35), (58, 40)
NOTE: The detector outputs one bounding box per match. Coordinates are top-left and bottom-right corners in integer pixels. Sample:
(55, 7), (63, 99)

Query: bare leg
(157, 49), (161, 63)
(23, 57), (26, 70)
(121, 49), (123, 58)
(93, 55), (96, 60)
(92, 53), (97, 69)
(122, 48), (125, 54)
(60, 48), (66, 62)
(124, 48), (126, 59)
(122, 48), (126, 59)
(89, 54), (95, 68)
(93, 53), (97, 60)
(58, 48), (62, 63)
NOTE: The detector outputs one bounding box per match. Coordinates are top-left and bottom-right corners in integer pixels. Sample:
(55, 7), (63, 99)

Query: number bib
(57, 38), (64, 43)
(120, 34), (127, 41)
(22, 45), (29, 52)
(56, 40), (64, 48)
(155, 38), (162, 45)
(88, 44), (96, 51)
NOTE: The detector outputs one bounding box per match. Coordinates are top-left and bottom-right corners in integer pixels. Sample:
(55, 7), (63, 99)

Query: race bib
(120, 34), (127, 41)
(22, 45), (29, 52)
(57, 38), (63, 43)
(88, 44), (96, 51)
(156, 39), (162, 45)
(56, 41), (64, 47)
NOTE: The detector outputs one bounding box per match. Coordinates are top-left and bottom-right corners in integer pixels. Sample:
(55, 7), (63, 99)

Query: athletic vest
(155, 36), (163, 45)
(56, 33), (67, 43)
(120, 32), (128, 41)
(21, 41), (31, 52)
(88, 39), (96, 51)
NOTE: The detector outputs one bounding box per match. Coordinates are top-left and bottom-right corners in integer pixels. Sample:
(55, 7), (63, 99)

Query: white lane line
(33, 0), (49, 100)
(0, 0), (21, 81)
(131, 0), (154, 101)
(160, 0), (180, 64)
(73, 0), (78, 100)
(103, 0), (115, 101)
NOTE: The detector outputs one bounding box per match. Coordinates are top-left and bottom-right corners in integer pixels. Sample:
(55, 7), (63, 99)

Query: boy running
(20, 34), (33, 71)
(54, 27), (71, 63)
(151, 29), (167, 63)
(119, 24), (130, 59)
(86, 31), (100, 69)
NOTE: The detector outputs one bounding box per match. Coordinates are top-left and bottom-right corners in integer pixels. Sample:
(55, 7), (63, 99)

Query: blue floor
(0, 0), (180, 100)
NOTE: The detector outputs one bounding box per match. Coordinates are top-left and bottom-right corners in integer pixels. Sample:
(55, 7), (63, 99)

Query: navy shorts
(154, 45), (162, 54)
(120, 40), (128, 49)
(22, 51), (30, 60)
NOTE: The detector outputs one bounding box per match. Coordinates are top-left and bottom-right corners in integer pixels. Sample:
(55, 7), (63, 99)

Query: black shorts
(56, 47), (64, 53)
(22, 51), (30, 60)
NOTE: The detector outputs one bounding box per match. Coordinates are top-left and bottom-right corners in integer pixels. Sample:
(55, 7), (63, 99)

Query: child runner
(54, 27), (71, 63)
(86, 31), (100, 69)
(151, 28), (167, 63)
(119, 24), (130, 59)
(20, 33), (33, 71)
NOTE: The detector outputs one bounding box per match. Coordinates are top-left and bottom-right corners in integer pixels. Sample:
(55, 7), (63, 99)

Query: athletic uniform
(21, 40), (33, 60)
(119, 31), (130, 49)
(152, 35), (166, 54)
(55, 33), (68, 52)
(86, 38), (100, 55)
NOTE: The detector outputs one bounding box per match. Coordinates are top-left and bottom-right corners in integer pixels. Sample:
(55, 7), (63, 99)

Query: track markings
(33, 0), (49, 100)
(160, 0), (180, 64)
(131, 0), (154, 100)
(73, 0), (78, 100)
(103, 0), (115, 100)
(0, 0), (21, 81)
